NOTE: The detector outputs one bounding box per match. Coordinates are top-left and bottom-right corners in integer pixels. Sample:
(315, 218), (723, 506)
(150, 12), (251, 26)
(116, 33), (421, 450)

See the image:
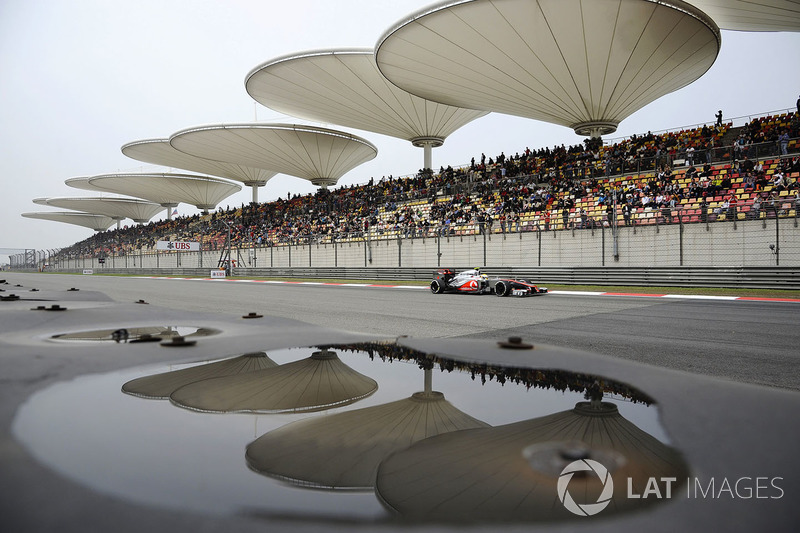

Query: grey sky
(1, 0), (798, 263)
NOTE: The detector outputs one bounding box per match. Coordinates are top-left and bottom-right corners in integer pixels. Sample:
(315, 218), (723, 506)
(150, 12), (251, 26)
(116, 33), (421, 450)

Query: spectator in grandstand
(685, 145), (695, 166)
(732, 136), (744, 162)
(579, 208), (588, 229)
(715, 110), (723, 127)
(700, 197), (708, 223)
(727, 192), (739, 221)
(778, 130), (790, 156)
(744, 172), (756, 192)
(622, 202), (632, 226)
(739, 156), (755, 176)
(751, 194), (763, 220)
(773, 170), (786, 191)
(767, 191), (780, 215)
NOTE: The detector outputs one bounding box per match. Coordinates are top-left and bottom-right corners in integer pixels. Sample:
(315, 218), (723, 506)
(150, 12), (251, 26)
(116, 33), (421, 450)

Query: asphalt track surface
(9, 272), (800, 391)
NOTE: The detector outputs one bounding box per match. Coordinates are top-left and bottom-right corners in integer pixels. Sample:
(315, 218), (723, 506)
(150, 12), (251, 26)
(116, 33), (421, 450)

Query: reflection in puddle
(12, 342), (686, 523)
(169, 349), (378, 414)
(245, 367), (489, 490)
(122, 352), (278, 399)
(51, 326), (221, 343)
(375, 399), (688, 521)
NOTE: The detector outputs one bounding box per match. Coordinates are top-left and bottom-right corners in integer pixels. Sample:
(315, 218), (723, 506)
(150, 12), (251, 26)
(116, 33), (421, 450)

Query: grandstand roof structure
(245, 48), (488, 170)
(689, 0), (800, 32)
(21, 212), (116, 232)
(65, 173), (242, 215)
(32, 197), (164, 224)
(121, 138), (277, 204)
(375, 0), (721, 138)
(169, 123), (378, 188)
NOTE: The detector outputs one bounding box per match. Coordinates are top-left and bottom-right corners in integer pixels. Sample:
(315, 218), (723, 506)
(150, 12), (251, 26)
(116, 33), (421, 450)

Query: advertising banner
(156, 241), (200, 251)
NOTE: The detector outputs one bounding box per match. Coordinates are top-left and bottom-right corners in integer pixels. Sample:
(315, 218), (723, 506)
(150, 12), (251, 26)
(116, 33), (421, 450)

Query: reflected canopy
(246, 368), (488, 490)
(375, 400), (689, 521)
(122, 352), (278, 399)
(170, 349), (378, 413)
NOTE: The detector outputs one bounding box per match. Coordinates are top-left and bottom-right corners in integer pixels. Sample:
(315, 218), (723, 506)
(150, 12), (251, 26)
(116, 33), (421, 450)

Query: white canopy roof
(21, 211), (116, 232)
(121, 138), (277, 203)
(33, 197), (164, 223)
(65, 173), (242, 212)
(375, 0), (721, 137)
(689, 0), (800, 32)
(170, 123), (378, 188)
(245, 48), (488, 169)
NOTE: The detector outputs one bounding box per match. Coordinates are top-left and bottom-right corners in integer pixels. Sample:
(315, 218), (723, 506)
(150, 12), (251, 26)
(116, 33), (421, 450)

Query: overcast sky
(1, 0), (799, 264)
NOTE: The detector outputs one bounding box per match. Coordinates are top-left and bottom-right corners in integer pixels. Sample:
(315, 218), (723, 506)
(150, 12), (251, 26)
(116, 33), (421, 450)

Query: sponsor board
(156, 241), (200, 251)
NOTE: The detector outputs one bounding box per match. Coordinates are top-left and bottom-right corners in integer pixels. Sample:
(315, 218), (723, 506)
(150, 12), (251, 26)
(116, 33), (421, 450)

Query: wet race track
(7, 272), (800, 391)
(3, 271), (800, 532)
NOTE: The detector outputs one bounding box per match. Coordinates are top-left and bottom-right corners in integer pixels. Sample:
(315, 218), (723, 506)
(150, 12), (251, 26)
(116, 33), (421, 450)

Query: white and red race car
(430, 268), (548, 297)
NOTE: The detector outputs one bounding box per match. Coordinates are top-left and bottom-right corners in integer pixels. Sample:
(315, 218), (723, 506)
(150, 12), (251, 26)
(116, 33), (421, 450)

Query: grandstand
(46, 109), (799, 269)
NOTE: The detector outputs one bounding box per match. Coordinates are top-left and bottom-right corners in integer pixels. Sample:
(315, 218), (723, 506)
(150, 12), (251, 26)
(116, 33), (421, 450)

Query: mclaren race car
(430, 268), (548, 296)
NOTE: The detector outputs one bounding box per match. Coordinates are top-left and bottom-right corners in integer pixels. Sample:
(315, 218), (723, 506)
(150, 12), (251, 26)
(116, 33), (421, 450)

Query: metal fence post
(679, 214), (684, 266)
(483, 229), (487, 266)
(538, 226), (542, 267)
(601, 224), (605, 267)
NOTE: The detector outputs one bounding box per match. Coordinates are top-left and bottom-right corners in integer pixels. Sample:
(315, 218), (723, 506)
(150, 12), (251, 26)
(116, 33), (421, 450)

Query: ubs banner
(156, 241), (200, 252)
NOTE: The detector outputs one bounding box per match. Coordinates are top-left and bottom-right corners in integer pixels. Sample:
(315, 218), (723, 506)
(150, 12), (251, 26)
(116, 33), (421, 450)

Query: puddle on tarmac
(11, 342), (686, 523)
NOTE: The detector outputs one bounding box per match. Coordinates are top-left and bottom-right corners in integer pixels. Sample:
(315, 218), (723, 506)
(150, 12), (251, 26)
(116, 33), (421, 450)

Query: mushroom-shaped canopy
(170, 123), (378, 188)
(245, 48), (487, 168)
(121, 138), (277, 203)
(33, 197), (163, 224)
(169, 349), (378, 414)
(689, 0), (800, 32)
(246, 372), (488, 490)
(21, 211), (116, 231)
(375, 401), (689, 522)
(65, 173), (242, 211)
(375, 0), (721, 137)
(122, 352), (278, 399)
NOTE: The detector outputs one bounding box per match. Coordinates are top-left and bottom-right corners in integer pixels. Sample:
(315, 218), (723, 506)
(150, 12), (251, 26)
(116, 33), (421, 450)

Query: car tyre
(430, 279), (445, 294)
(494, 280), (509, 297)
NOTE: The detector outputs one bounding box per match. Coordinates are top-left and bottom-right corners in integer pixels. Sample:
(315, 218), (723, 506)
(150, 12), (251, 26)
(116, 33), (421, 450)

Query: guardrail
(81, 266), (800, 290)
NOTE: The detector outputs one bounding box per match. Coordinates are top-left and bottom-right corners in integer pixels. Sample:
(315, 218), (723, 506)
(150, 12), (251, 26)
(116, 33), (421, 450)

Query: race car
(430, 268), (548, 296)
